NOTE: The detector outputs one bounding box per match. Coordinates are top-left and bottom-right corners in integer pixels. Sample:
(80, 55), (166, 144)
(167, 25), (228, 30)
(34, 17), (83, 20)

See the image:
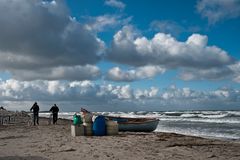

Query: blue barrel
(93, 115), (106, 136)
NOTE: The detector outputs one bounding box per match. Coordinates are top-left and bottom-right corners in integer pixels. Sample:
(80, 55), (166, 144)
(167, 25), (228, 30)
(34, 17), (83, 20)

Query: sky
(0, 0), (240, 111)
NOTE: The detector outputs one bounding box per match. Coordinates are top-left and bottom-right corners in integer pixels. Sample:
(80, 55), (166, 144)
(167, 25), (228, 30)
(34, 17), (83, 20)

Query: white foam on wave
(180, 113), (197, 118)
(159, 117), (240, 124)
(198, 113), (228, 119)
(155, 126), (240, 140)
(39, 112), (75, 120)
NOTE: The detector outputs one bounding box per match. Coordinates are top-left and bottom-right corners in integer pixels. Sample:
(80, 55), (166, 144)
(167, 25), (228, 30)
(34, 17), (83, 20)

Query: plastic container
(83, 122), (93, 136)
(106, 121), (118, 135)
(71, 124), (84, 137)
(93, 115), (106, 136)
(73, 114), (82, 125)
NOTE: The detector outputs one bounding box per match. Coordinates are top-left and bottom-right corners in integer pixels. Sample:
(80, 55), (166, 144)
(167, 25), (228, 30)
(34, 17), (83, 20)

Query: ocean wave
(180, 113), (199, 118)
(162, 111), (240, 119)
(159, 117), (240, 124)
(40, 110), (240, 122)
(155, 127), (240, 140)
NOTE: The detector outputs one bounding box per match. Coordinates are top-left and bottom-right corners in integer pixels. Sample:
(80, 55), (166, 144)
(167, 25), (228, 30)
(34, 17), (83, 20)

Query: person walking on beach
(49, 104), (59, 124)
(30, 102), (39, 126)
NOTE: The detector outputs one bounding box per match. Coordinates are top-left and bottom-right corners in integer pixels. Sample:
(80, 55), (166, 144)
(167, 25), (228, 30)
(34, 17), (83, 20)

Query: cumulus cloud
(106, 66), (165, 82)
(1, 79), (240, 111)
(0, 79), (133, 101)
(134, 87), (159, 99)
(0, 0), (104, 80)
(107, 25), (233, 69)
(105, 0), (125, 10)
(197, 0), (240, 24)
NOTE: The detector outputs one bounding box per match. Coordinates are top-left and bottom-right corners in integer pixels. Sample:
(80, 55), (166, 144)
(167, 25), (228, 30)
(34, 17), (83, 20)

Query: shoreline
(2, 110), (240, 142)
(1, 113), (240, 160)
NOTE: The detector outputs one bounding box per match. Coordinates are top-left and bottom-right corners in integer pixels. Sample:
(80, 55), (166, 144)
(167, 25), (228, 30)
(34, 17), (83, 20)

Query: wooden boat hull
(106, 116), (159, 132)
(118, 119), (159, 132)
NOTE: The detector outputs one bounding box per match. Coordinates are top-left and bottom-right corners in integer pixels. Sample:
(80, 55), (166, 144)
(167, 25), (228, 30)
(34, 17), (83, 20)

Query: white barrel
(106, 121), (118, 135)
(83, 122), (93, 136)
(81, 112), (93, 123)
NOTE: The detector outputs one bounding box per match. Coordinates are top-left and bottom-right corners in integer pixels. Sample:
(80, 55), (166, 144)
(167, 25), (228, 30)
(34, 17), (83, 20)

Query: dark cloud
(179, 67), (234, 81)
(0, 0), (104, 80)
(10, 65), (101, 81)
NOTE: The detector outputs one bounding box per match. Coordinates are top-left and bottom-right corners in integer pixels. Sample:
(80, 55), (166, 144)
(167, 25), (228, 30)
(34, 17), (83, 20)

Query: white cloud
(84, 14), (132, 32)
(197, 0), (240, 24)
(106, 26), (240, 82)
(107, 25), (233, 69)
(0, 0), (104, 81)
(1, 79), (240, 111)
(106, 65), (165, 82)
(135, 87), (159, 99)
(105, 0), (125, 10)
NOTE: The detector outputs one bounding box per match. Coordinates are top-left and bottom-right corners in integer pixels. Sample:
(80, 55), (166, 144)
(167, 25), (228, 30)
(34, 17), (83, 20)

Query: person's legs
(36, 113), (39, 125)
(55, 113), (58, 124)
(53, 113), (58, 124)
(33, 114), (36, 125)
(52, 114), (55, 124)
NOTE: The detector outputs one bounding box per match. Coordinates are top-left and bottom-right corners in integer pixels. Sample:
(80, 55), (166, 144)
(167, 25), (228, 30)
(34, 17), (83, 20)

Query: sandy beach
(0, 112), (240, 160)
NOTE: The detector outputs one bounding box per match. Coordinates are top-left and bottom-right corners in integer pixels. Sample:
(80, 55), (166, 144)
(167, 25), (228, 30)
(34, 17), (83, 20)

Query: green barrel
(73, 114), (82, 125)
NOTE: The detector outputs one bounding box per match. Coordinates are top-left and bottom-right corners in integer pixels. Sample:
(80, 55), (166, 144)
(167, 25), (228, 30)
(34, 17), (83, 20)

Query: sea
(40, 110), (240, 140)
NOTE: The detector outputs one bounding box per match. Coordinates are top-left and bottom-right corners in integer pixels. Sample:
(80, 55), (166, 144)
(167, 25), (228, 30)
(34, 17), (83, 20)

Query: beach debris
(59, 147), (76, 152)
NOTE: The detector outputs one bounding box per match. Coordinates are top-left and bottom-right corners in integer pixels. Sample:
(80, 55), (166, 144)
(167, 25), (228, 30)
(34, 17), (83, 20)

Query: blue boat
(106, 116), (159, 132)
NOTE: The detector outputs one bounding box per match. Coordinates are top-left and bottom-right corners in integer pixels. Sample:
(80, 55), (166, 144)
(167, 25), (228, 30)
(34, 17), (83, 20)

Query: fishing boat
(106, 116), (159, 132)
(80, 108), (159, 132)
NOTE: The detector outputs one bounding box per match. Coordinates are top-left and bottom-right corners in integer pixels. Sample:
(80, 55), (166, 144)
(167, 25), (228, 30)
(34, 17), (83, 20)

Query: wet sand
(0, 112), (240, 160)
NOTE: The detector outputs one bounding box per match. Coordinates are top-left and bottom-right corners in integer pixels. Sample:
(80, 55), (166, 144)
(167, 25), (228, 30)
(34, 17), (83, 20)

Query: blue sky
(0, 0), (240, 111)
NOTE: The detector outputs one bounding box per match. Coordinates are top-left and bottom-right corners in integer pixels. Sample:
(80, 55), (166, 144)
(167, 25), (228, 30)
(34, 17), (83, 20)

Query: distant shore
(0, 111), (240, 160)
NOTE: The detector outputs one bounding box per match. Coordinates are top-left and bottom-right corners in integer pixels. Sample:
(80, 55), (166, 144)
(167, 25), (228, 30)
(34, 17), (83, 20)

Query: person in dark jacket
(49, 104), (59, 124)
(30, 102), (39, 125)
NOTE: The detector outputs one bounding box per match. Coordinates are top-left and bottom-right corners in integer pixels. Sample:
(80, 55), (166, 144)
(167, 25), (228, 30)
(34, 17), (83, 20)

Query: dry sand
(0, 112), (240, 160)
